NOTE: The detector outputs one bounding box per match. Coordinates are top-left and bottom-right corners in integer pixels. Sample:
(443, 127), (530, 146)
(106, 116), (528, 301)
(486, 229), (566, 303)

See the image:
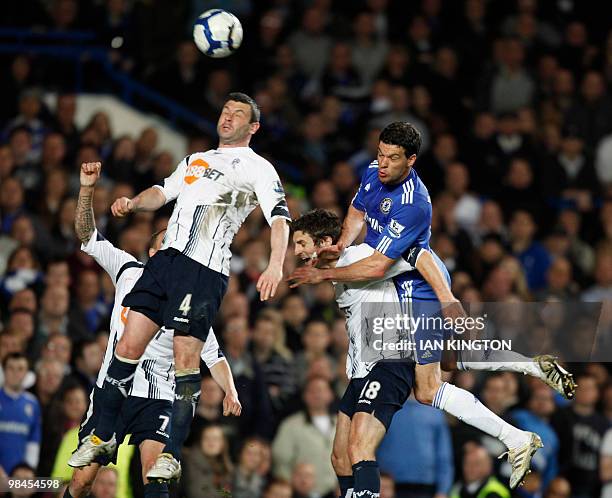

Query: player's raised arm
(110, 186), (166, 217)
(75, 161), (101, 244)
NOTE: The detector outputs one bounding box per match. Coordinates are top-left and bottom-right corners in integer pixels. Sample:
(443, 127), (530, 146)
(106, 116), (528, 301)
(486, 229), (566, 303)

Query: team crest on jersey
(388, 218), (405, 238)
(380, 197), (392, 214)
(184, 158), (224, 184)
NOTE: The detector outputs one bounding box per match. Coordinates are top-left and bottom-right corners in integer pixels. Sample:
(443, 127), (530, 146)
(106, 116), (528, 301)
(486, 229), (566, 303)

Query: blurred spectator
(232, 437), (267, 498)
(378, 397), (453, 498)
(223, 316), (274, 439)
(291, 461), (331, 498)
(294, 320), (334, 386)
(544, 476), (571, 498)
(182, 424), (233, 498)
(552, 374), (609, 498)
(67, 338), (103, 394)
(288, 7), (332, 80)
(509, 210), (552, 290)
(0, 353), (41, 474)
(39, 383), (87, 476)
(90, 466), (118, 498)
(380, 472), (397, 498)
(511, 384), (559, 488)
(264, 480), (293, 498)
(252, 309), (296, 415)
(272, 376), (336, 497)
(449, 444), (510, 498)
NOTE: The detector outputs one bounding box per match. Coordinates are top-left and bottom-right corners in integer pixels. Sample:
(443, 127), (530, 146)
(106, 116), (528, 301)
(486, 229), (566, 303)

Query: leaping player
(64, 162), (241, 498)
(68, 93), (290, 480)
(289, 122), (574, 495)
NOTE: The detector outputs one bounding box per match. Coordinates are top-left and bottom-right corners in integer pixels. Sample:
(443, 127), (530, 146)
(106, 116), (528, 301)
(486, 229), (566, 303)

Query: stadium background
(0, 0), (611, 497)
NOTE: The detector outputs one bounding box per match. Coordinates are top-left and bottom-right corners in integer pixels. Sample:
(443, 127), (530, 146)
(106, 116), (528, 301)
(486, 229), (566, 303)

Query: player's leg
(348, 412), (387, 498)
(162, 334), (204, 459)
(454, 350), (576, 399)
(92, 311), (160, 440)
(63, 463), (100, 498)
(140, 440), (169, 498)
(414, 361), (542, 488)
(331, 411), (354, 498)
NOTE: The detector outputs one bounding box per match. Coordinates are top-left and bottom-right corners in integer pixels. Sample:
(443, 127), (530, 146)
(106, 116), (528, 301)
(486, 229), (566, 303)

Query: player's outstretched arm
(75, 162), (101, 244)
(288, 250), (394, 287)
(210, 360), (242, 416)
(257, 218), (290, 301)
(415, 250), (466, 321)
(110, 186), (166, 217)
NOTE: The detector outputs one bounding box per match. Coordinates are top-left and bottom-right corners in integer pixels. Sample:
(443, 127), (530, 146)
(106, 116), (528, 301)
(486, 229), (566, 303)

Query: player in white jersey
(69, 93), (290, 481)
(64, 163), (241, 498)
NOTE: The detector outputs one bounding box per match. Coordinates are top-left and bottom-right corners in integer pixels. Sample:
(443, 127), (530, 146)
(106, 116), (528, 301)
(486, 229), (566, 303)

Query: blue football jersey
(0, 387), (41, 473)
(352, 161), (450, 300)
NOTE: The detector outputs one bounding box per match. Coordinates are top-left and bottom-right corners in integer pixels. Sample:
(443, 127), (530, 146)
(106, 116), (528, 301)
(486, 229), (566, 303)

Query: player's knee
(115, 340), (142, 360)
(348, 438), (374, 465)
(331, 448), (351, 475)
(414, 385), (436, 405)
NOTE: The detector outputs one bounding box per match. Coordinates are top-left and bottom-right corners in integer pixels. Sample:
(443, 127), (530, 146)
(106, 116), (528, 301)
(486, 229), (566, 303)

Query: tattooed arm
(75, 162), (101, 244)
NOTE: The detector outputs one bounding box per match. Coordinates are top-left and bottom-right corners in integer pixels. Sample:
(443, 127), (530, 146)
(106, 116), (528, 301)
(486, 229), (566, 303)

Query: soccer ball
(193, 9), (243, 58)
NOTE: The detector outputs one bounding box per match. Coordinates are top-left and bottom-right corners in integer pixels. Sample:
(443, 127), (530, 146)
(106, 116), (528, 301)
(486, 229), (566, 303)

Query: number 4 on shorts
(179, 293), (192, 316)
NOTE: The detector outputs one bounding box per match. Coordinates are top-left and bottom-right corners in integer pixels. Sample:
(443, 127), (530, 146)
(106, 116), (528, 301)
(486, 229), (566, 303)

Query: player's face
(217, 100), (260, 145)
(293, 230), (332, 262)
(377, 141), (416, 184)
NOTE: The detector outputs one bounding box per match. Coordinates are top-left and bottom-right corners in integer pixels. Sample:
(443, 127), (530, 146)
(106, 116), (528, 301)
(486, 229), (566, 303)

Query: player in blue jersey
(289, 122), (549, 495)
(0, 353), (41, 475)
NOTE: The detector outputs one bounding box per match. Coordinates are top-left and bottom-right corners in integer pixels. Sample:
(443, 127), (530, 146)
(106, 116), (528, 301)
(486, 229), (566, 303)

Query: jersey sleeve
(81, 229), (137, 283)
(253, 161), (291, 226)
(351, 163), (376, 212)
(372, 204), (430, 260)
(153, 156), (188, 204)
(201, 328), (225, 369)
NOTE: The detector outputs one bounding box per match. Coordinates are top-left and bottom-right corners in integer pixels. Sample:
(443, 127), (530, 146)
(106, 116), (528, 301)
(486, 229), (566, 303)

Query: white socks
(433, 382), (529, 450)
(458, 350), (543, 379)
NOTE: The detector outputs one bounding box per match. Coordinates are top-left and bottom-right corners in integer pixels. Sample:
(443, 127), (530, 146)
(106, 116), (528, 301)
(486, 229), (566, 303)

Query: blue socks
(95, 355), (138, 440)
(352, 460), (380, 498)
(144, 482), (169, 498)
(163, 372), (201, 460)
(338, 475), (354, 498)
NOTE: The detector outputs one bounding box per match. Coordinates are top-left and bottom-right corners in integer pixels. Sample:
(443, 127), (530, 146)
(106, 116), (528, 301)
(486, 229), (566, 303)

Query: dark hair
(2, 351), (28, 370)
(225, 92), (260, 123)
(73, 338), (98, 361)
(10, 462), (35, 476)
(379, 122), (422, 157)
(291, 209), (341, 245)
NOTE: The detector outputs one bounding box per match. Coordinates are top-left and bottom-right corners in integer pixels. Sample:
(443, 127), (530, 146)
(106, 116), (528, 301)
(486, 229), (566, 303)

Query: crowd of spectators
(1, 0), (612, 497)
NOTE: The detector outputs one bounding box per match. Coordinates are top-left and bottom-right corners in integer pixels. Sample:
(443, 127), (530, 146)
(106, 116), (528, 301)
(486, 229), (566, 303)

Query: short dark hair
(225, 92), (260, 123)
(2, 352), (28, 370)
(379, 122), (422, 157)
(291, 209), (341, 245)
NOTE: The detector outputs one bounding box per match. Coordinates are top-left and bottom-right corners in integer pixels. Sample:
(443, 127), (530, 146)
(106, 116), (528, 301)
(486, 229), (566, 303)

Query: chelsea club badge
(380, 197), (392, 214)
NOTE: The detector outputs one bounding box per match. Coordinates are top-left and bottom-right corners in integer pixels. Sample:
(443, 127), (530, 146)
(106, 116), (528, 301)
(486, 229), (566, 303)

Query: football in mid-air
(193, 9), (243, 58)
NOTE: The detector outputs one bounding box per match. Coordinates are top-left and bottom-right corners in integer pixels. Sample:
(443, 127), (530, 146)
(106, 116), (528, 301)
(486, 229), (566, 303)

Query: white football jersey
(82, 230), (226, 401)
(155, 148), (290, 275)
(334, 244), (415, 379)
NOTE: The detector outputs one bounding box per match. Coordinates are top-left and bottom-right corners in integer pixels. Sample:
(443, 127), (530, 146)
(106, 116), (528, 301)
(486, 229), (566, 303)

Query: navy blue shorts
(339, 362), (415, 430)
(77, 387), (172, 465)
(123, 248), (228, 342)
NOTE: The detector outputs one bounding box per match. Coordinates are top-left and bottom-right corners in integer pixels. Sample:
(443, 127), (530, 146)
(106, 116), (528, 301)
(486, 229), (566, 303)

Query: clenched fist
(111, 197), (134, 217)
(80, 162), (101, 187)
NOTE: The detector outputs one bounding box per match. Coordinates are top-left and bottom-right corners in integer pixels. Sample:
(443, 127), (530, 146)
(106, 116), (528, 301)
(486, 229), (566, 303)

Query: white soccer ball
(193, 9), (243, 58)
